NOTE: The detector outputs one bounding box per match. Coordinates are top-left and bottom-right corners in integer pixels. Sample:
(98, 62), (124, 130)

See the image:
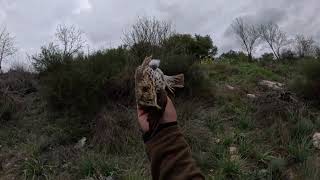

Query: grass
(1, 59), (319, 179)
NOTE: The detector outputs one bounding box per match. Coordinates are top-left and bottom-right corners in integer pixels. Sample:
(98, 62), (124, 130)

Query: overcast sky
(1, 0), (320, 70)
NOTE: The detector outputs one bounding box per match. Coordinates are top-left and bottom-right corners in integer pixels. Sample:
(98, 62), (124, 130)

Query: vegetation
(1, 16), (320, 179)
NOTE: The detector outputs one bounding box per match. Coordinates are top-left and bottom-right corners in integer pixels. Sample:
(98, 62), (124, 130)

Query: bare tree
(55, 24), (85, 57)
(0, 27), (17, 72)
(231, 18), (260, 61)
(295, 34), (315, 58)
(123, 16), (173, 47)
(259, 22), (290, 60)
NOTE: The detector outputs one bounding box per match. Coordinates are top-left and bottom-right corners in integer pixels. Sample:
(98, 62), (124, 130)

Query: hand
(137, 97), (177, 133)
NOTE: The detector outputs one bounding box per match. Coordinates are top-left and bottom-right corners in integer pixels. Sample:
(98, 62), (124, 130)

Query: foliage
(0, 94), (15, 121)
(259, 52), (274, 63)
(163, 34), (218, 58)
(219, 50), (248, 61)
(290, 59), (320, 103)
(32, 43), (65, 73)
(38, 47), (131, 115)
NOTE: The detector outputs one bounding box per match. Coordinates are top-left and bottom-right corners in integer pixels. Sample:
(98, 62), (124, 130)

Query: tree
(231, 18), (260, 61)
(258, 22), (290, 60)
(260, 52), (274, 61)
(0, 27), (17, 72)
(194, 34), (218, 58)
(281, 49), (296, 60)
(55, 24), (85, 57)
(123, 16), (173, 58)
(163, 34), (218, 58)
(295, 34), (315, 58)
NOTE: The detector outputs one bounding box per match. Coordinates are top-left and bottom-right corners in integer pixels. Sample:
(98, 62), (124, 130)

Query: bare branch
(231, 17), (260, 60)
(123, 16), (173, 47)
(55, 24), (86, 57)
(258, 22), (290, 60)
(295, 34), (315, 58)
(0, 27), (17, 72)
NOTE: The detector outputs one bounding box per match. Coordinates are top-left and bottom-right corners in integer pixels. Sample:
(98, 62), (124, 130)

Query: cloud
(0, 0), (320, 69)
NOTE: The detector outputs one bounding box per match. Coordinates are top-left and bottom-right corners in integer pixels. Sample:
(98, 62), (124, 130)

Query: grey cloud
(0, 0), (320, 70)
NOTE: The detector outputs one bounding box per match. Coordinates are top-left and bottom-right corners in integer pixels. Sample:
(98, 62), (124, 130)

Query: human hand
(137, 96), (177, 133)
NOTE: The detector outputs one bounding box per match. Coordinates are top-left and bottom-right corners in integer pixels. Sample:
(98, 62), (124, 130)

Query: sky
(0, 0), (320, 70)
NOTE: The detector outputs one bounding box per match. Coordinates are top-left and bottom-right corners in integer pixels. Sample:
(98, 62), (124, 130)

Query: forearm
(145, 123), (205, 180)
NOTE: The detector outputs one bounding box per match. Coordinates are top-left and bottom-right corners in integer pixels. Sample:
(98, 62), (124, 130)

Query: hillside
(1, 59), (319, 180)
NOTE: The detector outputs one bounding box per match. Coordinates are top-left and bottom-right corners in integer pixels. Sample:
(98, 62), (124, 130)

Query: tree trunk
(248, 53), (253, 61)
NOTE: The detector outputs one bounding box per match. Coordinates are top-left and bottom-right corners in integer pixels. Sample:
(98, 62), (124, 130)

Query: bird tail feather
(165, 74), (184, 90)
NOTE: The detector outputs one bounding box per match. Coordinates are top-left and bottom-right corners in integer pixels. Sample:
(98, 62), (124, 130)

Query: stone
(226, 84), (235, 90)
(259, 80), (284, 90)
(229, 146), (237, 155)
(74, 137), (87, 149)
(247, 94), (256, 99)
(230, 155), (240, 161)
(312, 132), (320, 149)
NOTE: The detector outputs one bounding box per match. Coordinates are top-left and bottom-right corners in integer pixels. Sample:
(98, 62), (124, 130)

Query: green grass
(1, 59), (320, 179)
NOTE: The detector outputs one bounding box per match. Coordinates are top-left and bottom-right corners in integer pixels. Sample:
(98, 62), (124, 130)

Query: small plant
(291, 118), (314, 140)
(22, 157), (55, 179)
(288, 137), (312, 163)
(267, 157), (287, 179)
(215, 156), (243, 179)
(79, 155), (120, 178)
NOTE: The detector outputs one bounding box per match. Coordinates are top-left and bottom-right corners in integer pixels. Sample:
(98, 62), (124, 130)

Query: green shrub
(288, 137), (312, 163)
(38, 47), (132, 115)
(32, 43), (65, 73)
(0, 95), (15, 121)
(160, 54), (214, 99)
(160, 54), (196, 75)
(290, 59), (320, 104)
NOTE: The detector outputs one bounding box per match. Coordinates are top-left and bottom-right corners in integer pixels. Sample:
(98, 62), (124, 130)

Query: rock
(74, 137), (87, 149)
(213, 138), (221, 144)
(312, 132), (320, 149)
(229, 146), (237, 155)
(230, 155), (240, 161)
(226, 84), (235, 90)
(247, 94), (256, 99)
(259, 80), (284, 90)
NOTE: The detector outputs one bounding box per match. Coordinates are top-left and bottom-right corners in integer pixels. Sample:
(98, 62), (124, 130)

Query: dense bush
(219, 50), (248, 62)
(0, 94), (15, 121)
(37, 47), (132, 115)
(290, 59), (320, 104)
(159, 54), (214, 98)
(163, 34), (218, 58)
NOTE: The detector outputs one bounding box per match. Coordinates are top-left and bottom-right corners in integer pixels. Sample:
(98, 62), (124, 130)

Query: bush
(0, 94), (15, 121)
(290, 59), (320, 104)
(219, 50), (249, 62)
(38, 47), (132, 115)
(160, 54), (214, 99)
(32, 43), (65, 73)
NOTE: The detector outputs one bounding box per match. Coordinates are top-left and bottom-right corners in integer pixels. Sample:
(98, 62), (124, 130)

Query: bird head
(149, 59), (160, 70)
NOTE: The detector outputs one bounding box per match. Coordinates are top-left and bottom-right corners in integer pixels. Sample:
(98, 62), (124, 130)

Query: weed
(288, 137), (312, 163)
(22, 157), (56, 180)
